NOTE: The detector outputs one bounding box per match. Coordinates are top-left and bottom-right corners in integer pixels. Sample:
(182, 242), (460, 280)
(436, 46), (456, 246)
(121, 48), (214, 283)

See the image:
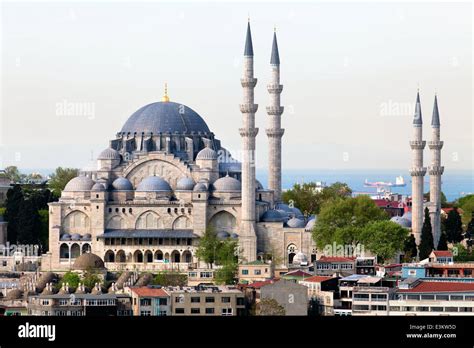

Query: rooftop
(131, 287), (169, 297)
(398, 281), (474, 293)
(300, 276), (334, 283)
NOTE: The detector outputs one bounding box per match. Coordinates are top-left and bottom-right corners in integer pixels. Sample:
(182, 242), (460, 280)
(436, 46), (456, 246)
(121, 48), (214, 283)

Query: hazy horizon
(1, 1), (472, 172)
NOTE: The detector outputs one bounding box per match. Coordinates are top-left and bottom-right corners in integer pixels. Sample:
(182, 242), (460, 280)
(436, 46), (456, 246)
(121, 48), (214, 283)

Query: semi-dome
(71, 233), (81, 241)
(120, 101), (211, 135)
(196, 147), (218, 160)
(64, 176), (95, 192)
(402, 211), (412, 221)
(390, 216), (411, 228)
(91, 183), (106, 191)
(98, 147), (120, 160)
(261, 209), (285, 222)
(212, 175), (241, 192)
(176, 177), (195, 191)
(293, 252), (308, 264)
(286, 217), (306, 228)
(112, 177), (133, 191)
(193, 182), (208, 192)
(60, 233), (71, 241)
(256, 180), (264, 190)
(72, 253), (105, 270)
(136, 176), (172, 192)
(305, 217), (317, 231)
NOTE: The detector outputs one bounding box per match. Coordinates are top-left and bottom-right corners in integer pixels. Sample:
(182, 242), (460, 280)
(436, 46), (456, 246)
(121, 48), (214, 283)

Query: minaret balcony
(241, 78), (258, 88)
(265, 128), (285, 138)
(266, 106), (284, 115)
(267, 84), (283, 93)
(409, 168), (427, 177)
(409, 140), (426, 150)
(240, 104), (258, 113)
(428, 141), (444, 150)
(239, 128), (259, 137)
(428, 166), (444, 175)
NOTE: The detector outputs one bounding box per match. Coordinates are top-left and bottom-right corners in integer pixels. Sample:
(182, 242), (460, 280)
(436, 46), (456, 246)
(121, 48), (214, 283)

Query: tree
(57, 271), (80, 291)
(312, 195), (389, 250)
(152, 271), (187, 287)
(196, 228), (219, 268)
(214, 239), (239, 285)
(17, 199), (41, 245)
(419, 208), (434, 260)
(437, 232), (448, 250)
(4, 185), (24, 243)
(403, 234), (418, 260)
(466, 212), (474, 240)
(38, 209), (49, 252)
(282, 182), (352, 216)
(82, 271), (102, 289)
(453, 243), (474, 262)
(3, 166), (21, 183)
(48, 167), (79, 196)
(445, 208), (463, 243)
(359, 220), (408, 262)
(258, 298), (286, 316)
(458, 195), (474, 225)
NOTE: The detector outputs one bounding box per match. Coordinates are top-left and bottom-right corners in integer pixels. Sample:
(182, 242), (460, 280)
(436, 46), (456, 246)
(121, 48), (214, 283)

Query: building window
(191, 297), (200, 303)
(221, 308), (233, 316)
(175, 308), (185, 314)
(242, 269), (249, 275)
(158, 298), (167, 306)
(221, 297), (231, 303)
(205, 297), (215, 303)
(140, 310), (151, 316)
(254, 269), (261, 275)
(237, 298), (245, 306)
(205, 308), (215, 314)
(191, 308), (200, 314)
(140, 298), (152, 306)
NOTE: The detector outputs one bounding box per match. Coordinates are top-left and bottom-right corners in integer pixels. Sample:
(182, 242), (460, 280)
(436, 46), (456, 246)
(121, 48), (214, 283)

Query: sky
(0, 1), (472, 173)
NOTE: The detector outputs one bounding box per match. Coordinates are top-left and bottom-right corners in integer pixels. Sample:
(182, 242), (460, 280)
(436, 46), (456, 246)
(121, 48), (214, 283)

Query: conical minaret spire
(266, 29), (284, 202)
(428, 94), (444, 247)
(239, 20), (258, 262)
(409, 91), (427, 245)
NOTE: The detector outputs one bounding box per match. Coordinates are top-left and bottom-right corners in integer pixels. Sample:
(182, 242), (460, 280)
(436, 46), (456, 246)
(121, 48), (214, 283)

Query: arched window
(287, 244), (297, 264)
(104, 250), (115, 262)
(60, 243), (69, 258)
(107, 216), (124, 229)
(209, 211), (237, 233)
(63, 211), (90, 234)
(70, 243), (80, 258)
(135, 211), (163, 229)
(172, 216), (191, 230)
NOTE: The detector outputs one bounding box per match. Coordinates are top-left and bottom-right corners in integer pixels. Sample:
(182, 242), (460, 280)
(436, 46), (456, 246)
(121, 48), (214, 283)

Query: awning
(97, 229), (199, 239)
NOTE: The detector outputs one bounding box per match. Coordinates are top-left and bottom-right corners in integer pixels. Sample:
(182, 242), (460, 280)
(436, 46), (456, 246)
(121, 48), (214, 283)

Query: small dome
(112, 177), (133, 191)
(36, 272), (56, 292)
(261, 209), (285, 222)
(286, 217), (306, 228)
(71, 233), (81, 241)
(136, 176), (172, 192)
(193, 182), (208, 192)
(305, 217), (317, 231)
(217, 231), (230, 240)
(196, 147), (218, 160)
(293, 252), (308, 264)
(64, 176), (95, 192)
(176, 177), (195, 191)
(391, 216), (411, 228)
(61, 233), (71, 241)
(291, 207), (304, 218)
(6, 289), (23, 300)
(98, 147), (120, 160)
(402, 211), (412, 221)
(256, 180), (264, 190)
(82, 233), (91, 241)
(91, 183), (106, 192)
(212, 175), (241, 192)
(230, 233), (239, 239)
(72, 253), (105, 270)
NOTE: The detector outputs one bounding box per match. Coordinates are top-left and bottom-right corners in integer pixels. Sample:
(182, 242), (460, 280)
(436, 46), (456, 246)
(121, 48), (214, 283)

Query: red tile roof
(318, 256), (355, 263)
(131, 287), (169, 297)
(239, 279), (276, 289)
(398, 281), (474, 293)
(300, 276), (334, 283)
(433, 251), (453, 257)
(283, 270), (313, 277)
(373, 199), (404, 209)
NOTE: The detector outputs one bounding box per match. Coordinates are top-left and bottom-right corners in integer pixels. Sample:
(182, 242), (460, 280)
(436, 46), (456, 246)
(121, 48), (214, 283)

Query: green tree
(196, 227), (219, 268)
(258, 298), (286, 316)
(3, 166), (21, 182)
(466, 212), (474, 240)
(437, 232), (448, 250)
(152, 271), (188, 287)
(445, 208), (463, 243)
(214, 239), (239, 285)
(282, 181), (352, 216)
(4, 185), (24, 243)
(57, 271), (80, 291)
(419, 208), (434, 260)
(17, 199), (41, 245)
(82, 271), (102, 289)
(359, 220), (408, 262)
(48, 167), (79, 196)
(312, 195), (388, 250)
(403, 234), (418, 260)
(453, 243), (474, 262)
(38, 209), (49, 252)
(458, 195), (474, 225)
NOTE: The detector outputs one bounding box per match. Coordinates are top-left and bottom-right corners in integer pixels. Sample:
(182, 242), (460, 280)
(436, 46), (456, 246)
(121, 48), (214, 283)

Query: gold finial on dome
(162, 83), (170, 102)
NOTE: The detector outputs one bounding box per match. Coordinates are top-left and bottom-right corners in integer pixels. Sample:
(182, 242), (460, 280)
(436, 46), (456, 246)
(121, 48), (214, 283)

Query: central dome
(120, 101), (211, 135)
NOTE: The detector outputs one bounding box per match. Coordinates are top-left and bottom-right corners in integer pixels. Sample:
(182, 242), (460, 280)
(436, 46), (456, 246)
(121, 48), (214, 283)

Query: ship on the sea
(364, 176), (406, 188)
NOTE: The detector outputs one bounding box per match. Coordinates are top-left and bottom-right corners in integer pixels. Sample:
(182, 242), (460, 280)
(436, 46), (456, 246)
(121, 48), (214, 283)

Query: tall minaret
(266, 29), (285, 203)
(239, 21), (258, 262)
(428, 95), (444, 247)
(409, 91), (427, 244)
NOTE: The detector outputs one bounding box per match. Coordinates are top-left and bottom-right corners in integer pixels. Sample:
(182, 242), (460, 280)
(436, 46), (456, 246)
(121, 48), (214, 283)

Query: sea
(21, 168), (473, 202)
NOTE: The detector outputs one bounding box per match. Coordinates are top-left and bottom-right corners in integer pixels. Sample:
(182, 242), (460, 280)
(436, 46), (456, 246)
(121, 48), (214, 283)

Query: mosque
(41, 22), (317, 272)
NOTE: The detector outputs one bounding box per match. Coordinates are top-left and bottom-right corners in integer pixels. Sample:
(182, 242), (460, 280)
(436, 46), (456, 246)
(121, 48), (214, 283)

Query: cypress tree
(437, 232), (448, 250)
(446, 208), (463, 243)
(419, 207), (434, 260)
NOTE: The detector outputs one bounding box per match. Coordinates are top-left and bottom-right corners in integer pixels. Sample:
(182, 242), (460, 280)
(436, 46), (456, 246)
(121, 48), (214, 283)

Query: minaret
(266, 29), (285, 202)
(428, 95), (444, 247)
(409, 91), (427, 244)
(239, 21), (258, 262)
